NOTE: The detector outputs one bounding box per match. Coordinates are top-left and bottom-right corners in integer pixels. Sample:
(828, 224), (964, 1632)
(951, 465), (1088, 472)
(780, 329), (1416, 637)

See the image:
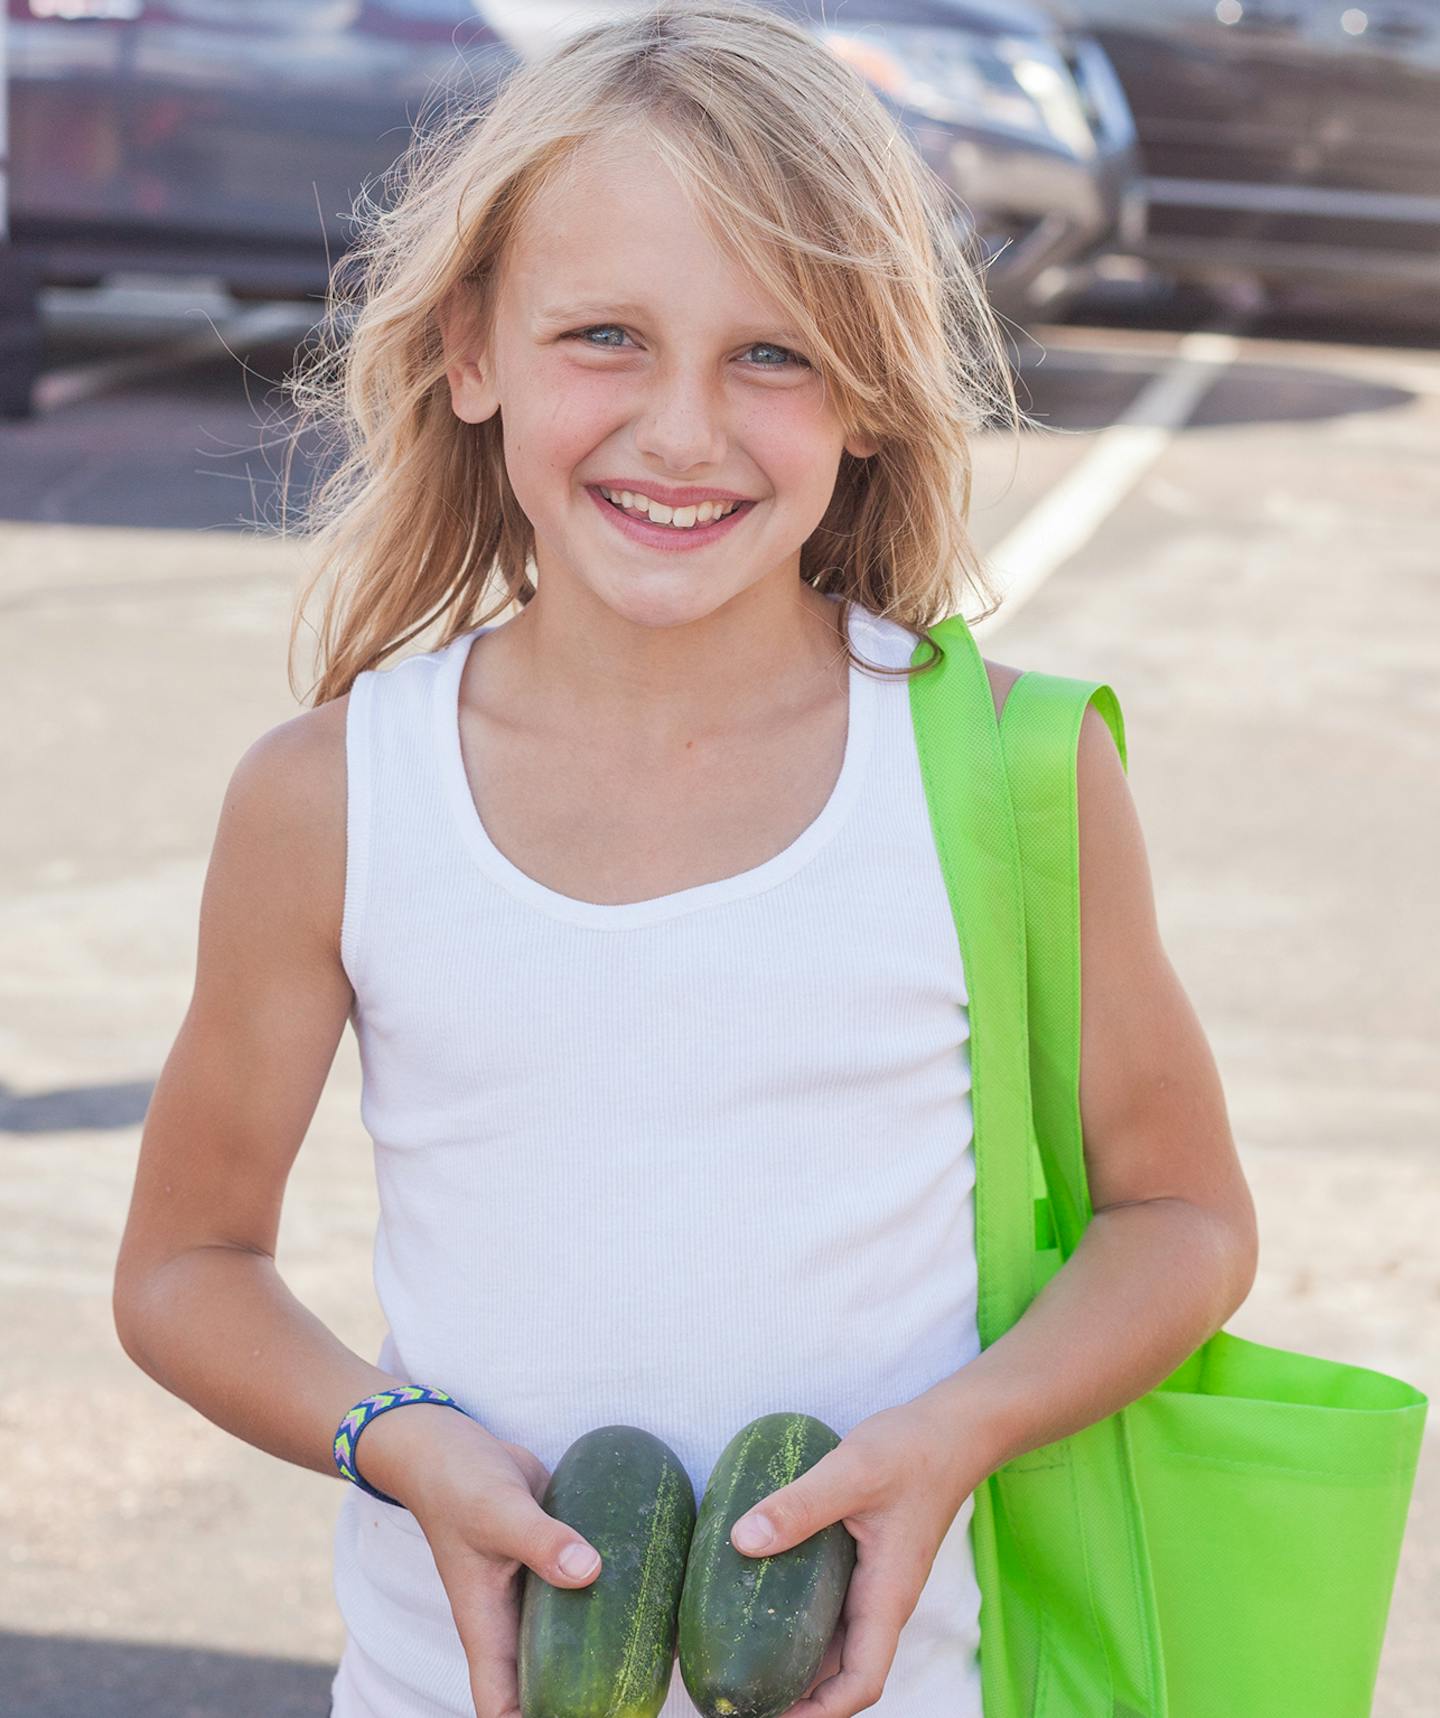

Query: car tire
(0, 244), (47, 421)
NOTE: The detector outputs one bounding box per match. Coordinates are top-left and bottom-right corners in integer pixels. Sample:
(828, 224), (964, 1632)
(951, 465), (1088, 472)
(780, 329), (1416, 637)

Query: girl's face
(440, 132), (877, 631)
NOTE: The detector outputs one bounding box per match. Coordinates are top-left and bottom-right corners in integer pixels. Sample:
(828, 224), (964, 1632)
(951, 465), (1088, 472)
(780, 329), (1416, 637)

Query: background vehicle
(3, 1), (513, 301)
(0, 0), (1139, 417)
(0, 0), (516, 414)
(1061, 0), (1440, 307)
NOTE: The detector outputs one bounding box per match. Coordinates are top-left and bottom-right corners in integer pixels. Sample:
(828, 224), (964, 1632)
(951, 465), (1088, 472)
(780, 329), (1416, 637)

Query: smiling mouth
(592, 485), (749, 530)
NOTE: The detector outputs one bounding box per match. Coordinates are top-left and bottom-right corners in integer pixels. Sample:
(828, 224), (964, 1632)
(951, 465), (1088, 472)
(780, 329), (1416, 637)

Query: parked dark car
(0, 0), (1138, 417)
(1059, 0), (1440, 302)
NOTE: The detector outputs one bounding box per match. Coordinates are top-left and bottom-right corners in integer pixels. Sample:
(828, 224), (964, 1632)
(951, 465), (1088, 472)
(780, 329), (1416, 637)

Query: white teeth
(598, 486), (741, 529)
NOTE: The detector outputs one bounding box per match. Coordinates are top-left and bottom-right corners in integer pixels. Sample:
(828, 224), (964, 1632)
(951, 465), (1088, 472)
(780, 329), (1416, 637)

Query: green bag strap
(907, 614), (1045, 1348)
(996, 666), (1168, 1718)
(999, 671), (1128, 1262)
(912, 622), (1168, 1717)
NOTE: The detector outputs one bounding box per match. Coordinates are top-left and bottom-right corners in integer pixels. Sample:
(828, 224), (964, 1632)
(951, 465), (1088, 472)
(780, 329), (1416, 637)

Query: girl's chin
(576, 572), (777, 632)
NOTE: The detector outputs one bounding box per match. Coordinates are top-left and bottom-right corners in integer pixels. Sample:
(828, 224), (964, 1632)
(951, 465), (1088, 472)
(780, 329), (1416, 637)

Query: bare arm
(922, 698), (1259, 1476)
(112, 695), (640, 1716)
(110, 702), (468, 1507)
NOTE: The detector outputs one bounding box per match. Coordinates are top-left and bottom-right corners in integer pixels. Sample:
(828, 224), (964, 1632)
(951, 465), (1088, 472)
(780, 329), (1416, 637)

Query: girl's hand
(358, 1407), (603, 1718)
(727, 1398), (984, 1718)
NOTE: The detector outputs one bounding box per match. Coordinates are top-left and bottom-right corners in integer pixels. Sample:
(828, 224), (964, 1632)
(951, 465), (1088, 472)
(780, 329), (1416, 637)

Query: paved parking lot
(2, 286), (1436, 1715)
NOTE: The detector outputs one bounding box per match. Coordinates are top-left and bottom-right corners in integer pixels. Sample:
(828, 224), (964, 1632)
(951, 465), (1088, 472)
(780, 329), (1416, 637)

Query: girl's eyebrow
(535, 298), (652, 324)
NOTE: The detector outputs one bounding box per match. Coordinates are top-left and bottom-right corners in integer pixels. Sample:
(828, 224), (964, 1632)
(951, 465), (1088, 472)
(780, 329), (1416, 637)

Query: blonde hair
(281, 0), (1017, 707)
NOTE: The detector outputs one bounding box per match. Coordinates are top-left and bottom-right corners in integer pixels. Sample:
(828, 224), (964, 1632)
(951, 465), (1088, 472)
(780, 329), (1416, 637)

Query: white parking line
(975, 325), (1242, 640)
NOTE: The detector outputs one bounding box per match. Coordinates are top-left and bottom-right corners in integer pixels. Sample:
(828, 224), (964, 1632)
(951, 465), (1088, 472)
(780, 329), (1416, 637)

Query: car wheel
(0, 245), (47, 421)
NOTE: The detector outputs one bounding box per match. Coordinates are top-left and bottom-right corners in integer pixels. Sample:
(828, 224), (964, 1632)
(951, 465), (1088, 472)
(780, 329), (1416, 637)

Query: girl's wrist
(353, 1399), (493, 1514)
(909, 1367), (1015, 1504)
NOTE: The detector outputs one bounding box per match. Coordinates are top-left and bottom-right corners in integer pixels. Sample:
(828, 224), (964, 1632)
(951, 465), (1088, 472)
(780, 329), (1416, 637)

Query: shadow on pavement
(1, 1630), (334, 1716)
(1015, 346), (1416, 435)
(0, 1079), (154, 1134)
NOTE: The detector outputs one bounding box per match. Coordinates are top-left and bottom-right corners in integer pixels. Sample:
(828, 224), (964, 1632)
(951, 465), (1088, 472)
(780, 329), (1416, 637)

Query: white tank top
(328, 596), (984, 1718)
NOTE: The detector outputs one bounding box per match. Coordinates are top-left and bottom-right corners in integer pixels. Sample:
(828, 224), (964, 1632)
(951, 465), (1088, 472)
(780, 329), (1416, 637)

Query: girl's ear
(845, 433), (880, 460)
(435, 287), (500, 426)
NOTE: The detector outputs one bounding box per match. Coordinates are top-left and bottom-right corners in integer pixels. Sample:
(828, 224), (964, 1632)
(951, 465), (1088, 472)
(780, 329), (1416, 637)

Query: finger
(438, 1500), (601, 1718)
(469, 1478), (604, 1590)
(731, 1447), (865, 1558)
(781, 1556), (909, 1718)
(439, 1554), (525, 1718)
(797, 1621), (846, 1703)
(427, 1487), (604, 1718)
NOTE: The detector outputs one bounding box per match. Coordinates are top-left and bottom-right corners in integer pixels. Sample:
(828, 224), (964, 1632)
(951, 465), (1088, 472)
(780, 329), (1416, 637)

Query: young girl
(112, 5), (1259, 1716)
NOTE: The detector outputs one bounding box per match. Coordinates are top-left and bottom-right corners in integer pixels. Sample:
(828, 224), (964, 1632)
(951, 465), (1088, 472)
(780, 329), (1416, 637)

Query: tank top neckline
(432, 600), (881, 929)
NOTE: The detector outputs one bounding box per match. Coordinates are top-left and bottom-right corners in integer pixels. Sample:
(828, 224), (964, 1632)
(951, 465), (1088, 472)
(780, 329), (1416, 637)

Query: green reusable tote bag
(908, 611), (1428, 1718)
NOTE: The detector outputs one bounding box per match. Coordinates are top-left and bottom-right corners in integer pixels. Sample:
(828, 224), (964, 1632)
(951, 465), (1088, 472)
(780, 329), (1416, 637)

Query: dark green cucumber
(517, 1424), (697, 1718)
(677, 1412), (857, 1718)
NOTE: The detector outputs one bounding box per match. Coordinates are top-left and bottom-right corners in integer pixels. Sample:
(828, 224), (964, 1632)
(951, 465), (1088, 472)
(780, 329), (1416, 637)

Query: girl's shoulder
(852, 604), (1023, 725)
(224, 692), (351, 967)
(983, 657), (1025, 725)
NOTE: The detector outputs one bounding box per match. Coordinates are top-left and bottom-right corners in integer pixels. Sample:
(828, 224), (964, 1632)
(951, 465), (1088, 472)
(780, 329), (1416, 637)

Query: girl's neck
(484, 584), (850, 748)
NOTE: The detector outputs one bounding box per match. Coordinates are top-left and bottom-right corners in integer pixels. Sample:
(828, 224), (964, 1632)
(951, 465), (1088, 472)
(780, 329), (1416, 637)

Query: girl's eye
(746, 341), (811, 371)
(565, 326), (811, 370)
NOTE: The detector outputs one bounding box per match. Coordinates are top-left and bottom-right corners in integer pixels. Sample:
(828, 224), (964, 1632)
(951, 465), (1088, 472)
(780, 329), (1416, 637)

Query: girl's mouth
(585, 484), (757, 551)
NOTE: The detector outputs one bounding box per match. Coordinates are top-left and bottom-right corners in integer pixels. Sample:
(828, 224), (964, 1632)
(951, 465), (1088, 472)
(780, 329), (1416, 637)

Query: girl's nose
(631, 369), (728, 472)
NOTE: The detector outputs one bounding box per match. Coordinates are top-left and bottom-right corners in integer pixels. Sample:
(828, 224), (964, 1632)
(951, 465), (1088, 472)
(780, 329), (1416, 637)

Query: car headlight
(813, 25), (1096, 158)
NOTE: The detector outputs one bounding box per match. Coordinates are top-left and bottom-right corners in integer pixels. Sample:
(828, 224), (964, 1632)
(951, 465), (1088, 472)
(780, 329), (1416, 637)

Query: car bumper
(900, 47), (1141, 319)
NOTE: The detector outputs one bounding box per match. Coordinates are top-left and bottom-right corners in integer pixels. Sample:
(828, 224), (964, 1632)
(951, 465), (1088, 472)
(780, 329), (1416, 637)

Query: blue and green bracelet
(333, 1384), (471, 1507)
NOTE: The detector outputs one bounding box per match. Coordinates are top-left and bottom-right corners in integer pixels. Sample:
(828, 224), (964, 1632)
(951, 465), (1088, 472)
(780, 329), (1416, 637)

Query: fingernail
(733, 1513), (774, 1553)
(560, 1543), (599, 1578)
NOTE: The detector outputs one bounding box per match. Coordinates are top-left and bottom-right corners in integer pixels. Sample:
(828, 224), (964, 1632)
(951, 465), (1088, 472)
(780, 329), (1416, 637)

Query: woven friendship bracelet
(333, 1384), (471, 1507)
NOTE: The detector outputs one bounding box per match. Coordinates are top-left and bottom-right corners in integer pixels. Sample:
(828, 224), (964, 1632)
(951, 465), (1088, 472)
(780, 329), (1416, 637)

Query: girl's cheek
(513, 381), (616, 464)
(734, 380), (838, 445)
(540, 372), (639, 447)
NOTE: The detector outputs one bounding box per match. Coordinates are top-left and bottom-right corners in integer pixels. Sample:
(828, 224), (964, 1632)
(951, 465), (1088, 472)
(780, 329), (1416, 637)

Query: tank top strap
(340, 631), (476, 1002)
